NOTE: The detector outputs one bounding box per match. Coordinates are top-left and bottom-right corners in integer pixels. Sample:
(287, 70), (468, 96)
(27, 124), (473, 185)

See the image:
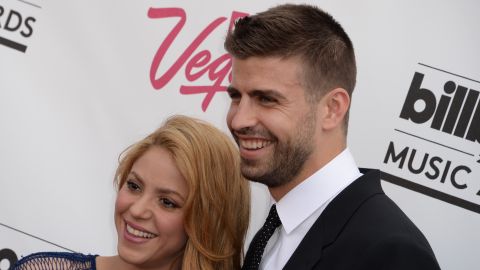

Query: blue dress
(13, 252), (98, 270)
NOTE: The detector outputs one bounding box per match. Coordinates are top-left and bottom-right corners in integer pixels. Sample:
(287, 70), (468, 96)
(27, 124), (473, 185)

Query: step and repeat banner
(1, 1), (478, 269)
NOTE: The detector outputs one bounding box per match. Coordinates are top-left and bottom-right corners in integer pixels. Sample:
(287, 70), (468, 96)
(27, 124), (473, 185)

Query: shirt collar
(274, 148), (362, 233)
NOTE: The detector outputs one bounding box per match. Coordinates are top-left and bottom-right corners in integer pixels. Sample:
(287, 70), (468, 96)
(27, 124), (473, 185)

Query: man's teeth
(240, 139), (271, 150)
(126, 224), (157, 239)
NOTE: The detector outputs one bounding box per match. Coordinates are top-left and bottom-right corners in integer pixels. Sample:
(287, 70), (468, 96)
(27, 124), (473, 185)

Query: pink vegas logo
(148, 7), (248, 111)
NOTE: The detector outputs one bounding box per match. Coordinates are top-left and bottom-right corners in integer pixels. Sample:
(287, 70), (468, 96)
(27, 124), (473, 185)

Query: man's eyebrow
(250, 89), (286, 100)
(226, 86), (287, 101)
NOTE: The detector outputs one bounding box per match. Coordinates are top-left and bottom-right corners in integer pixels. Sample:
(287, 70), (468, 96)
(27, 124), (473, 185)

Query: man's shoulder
(321, 167), (434, 250)
(340, 169), (426, 238)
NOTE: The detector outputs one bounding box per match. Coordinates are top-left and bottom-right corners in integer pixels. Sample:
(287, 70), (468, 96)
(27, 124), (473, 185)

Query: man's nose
(229, 98), (258, 131)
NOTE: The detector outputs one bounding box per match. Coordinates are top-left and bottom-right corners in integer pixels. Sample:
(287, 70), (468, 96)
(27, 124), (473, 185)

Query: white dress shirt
(259, 148), (362, 270)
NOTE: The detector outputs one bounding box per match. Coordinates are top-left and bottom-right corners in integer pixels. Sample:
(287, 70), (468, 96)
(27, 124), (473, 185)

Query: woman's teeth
(126, 224), (157, 239)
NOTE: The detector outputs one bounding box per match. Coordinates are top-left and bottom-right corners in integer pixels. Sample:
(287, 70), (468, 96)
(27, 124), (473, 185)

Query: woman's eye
(159, 198), (177, 209)
(126, 180), (141, 192)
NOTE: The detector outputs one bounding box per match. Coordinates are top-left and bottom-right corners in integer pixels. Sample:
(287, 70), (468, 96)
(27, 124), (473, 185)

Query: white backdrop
(1, 1), (479, 269)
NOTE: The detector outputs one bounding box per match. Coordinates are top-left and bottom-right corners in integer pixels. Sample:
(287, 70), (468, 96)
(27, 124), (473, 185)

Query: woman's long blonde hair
(114, 115), (250, 270)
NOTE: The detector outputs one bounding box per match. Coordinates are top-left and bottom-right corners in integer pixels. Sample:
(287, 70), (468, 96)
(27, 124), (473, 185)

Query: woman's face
(115, 146), (189, 269)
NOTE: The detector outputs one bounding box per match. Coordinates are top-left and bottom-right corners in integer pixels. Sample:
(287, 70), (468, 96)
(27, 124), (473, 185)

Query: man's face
(226, 56), (321, 188)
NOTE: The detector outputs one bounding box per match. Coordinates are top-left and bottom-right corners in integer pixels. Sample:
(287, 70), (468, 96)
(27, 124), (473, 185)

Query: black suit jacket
(282, 169), (440, 270)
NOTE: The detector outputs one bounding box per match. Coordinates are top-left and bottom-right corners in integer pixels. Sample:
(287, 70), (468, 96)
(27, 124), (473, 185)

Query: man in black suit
(224, 4), (440, 270)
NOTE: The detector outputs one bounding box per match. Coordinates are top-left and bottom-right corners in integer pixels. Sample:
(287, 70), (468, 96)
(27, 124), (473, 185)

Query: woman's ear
(320, 88), (350, 130)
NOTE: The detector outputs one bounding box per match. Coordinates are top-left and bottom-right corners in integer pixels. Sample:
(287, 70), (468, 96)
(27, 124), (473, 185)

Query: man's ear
(320, 88), (350, 130)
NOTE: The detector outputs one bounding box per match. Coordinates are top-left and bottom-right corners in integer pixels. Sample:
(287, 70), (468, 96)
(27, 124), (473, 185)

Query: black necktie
(242, 204), (282, 270)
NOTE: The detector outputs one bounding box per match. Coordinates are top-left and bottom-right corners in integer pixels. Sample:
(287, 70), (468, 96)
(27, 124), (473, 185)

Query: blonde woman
(14, 115), (250, 270)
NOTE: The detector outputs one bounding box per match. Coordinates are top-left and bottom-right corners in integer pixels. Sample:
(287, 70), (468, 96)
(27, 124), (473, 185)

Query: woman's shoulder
(13, 251), (98, 270)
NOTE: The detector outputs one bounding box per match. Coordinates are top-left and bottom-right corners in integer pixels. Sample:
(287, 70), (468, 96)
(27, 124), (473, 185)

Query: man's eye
(159, 198), (177, 209)
(259, 95), (275, 103)
(228, 91), (240, 100)
(126, 180), (141, 192)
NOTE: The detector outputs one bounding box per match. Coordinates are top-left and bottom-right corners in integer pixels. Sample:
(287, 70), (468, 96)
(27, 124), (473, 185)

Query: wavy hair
(115, 115), (250, 270)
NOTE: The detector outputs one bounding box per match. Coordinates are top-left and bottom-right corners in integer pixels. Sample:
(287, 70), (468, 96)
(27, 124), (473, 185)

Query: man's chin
(241, 164), (265, 182)
(241, 168), (281, 187)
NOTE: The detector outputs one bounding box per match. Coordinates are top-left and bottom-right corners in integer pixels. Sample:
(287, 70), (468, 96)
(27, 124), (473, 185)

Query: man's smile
(239, 138), (273, 150)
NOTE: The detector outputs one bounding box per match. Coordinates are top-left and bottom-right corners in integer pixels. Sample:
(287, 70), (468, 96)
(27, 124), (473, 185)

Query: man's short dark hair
(225, 4), (356, 104)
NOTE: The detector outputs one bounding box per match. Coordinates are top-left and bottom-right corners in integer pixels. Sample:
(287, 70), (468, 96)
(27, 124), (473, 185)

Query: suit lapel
(283, 169), (383, 269)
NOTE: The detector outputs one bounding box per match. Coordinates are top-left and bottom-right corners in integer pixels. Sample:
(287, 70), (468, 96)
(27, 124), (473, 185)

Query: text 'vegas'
(148, 7), (248, 111)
